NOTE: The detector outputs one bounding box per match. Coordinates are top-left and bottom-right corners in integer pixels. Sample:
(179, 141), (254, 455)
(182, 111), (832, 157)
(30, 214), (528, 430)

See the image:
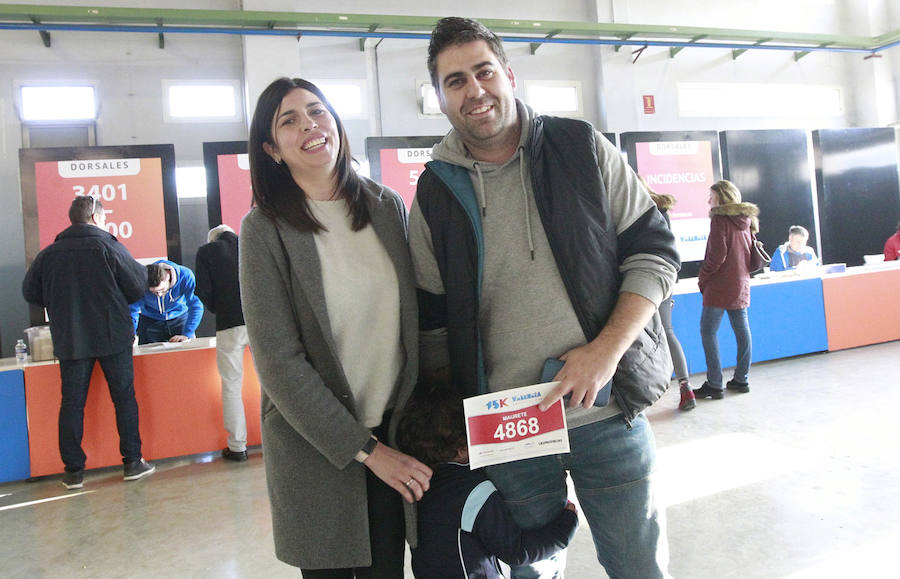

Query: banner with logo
(463, 382), (570, 469)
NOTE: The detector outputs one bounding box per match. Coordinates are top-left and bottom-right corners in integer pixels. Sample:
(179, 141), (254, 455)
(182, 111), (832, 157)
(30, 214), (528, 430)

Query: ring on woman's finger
(404, 478), (415, 487)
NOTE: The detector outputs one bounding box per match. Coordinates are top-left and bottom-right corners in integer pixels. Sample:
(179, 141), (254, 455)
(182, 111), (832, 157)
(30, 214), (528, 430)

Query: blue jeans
(58, 348), (142, 471)
(485, 413), (668, 579)
(700, 306), (751, 389)
(137, 313), (187, 344)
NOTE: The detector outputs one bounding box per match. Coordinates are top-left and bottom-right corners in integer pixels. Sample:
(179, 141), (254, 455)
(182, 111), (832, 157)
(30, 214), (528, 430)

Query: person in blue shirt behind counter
(130, 259), (204, 344)
(770, 225), (819, 271)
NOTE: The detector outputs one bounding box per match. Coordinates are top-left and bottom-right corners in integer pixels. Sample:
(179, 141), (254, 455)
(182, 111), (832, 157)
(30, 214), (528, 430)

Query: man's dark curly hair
(397, 386), (468, 468)
(427, 17), (508, 89)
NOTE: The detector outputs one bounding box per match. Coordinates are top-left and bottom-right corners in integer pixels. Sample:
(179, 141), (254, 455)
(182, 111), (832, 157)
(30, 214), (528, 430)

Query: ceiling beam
(0, 4), (896, 54)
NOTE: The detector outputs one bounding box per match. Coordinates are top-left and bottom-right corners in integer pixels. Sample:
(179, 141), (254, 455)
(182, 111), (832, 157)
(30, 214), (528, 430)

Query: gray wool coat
(239, 179), (418, 569)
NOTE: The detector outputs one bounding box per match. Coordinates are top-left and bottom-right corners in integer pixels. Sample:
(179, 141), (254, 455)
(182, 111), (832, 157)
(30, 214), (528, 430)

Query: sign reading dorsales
(378, 147), (434, 209)
(34, 157), (168, 261)
(463, 382), (570, 469)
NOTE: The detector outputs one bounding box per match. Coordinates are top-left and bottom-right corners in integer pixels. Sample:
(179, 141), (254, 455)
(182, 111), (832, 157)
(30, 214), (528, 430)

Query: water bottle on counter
(15, 339), (28, 365)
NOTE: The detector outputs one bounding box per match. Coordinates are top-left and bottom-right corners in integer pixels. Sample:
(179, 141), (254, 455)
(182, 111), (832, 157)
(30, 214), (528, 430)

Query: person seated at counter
(884, 221), (900, 261)
(770, 226), (819, 271)
(130, 260), (204, 344)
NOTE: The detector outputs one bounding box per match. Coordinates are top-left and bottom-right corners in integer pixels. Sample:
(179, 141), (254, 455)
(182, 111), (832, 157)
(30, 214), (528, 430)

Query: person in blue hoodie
(131, 259), (204, 344)
(770, 226), (819, 272)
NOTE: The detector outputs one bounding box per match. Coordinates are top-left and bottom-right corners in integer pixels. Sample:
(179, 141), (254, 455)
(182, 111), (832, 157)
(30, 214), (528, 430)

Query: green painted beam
(733, 38), (772, 59)
(359, 24), (377, 51)
(28, 17), (49, 46)
(614, 33), (634, 52)
(794, 42), (833, 61)
(530, 29), (561, 55)
(670, 34), (707, 57)
(0, 4), (895, 52)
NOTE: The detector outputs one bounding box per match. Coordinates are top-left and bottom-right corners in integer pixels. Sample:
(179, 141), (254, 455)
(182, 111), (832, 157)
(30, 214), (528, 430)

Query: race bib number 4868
(463, 382), (570, 469)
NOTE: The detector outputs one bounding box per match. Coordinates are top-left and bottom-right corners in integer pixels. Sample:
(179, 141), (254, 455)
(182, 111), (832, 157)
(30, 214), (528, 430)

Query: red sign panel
(643, 95), (656, 114)
(378, 148), (434, 209)
(34, 158), (168, 261)
(216, 153), (252, 233)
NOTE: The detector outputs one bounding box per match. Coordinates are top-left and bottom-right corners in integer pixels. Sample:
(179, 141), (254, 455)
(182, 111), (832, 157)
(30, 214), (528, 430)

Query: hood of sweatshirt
(430, 98), (533, 170)
(430, 99), (540, 258)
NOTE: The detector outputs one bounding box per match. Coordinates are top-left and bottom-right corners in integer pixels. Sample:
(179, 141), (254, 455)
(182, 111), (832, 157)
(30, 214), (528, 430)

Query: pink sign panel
(216, 153), (252, 233)
(635, 141), (714, 219)
(378, 147), (433, 209)
(635, 141), (716, 262)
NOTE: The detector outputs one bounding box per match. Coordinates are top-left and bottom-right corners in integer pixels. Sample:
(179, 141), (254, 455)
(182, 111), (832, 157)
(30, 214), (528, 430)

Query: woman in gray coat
(240, 77), (432, 578)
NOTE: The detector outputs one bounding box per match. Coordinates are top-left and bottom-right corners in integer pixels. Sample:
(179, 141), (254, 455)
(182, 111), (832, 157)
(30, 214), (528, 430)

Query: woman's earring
(273, 154), (282, 164)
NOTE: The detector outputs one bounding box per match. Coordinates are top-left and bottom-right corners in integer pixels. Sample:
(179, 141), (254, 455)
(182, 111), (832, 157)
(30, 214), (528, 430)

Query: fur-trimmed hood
(709, 202), (759, 218)
(710, 202), (759, 233)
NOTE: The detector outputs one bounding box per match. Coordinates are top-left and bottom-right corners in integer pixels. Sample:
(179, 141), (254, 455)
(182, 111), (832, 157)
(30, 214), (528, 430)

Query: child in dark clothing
(397, 387), (578, 579)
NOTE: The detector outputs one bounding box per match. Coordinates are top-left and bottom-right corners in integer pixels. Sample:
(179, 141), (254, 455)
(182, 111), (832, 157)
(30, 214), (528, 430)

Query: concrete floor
(2, 340), (898, 578)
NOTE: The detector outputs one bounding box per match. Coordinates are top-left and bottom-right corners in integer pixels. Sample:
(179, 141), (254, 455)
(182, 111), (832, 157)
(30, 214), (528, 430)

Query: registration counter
(3, 264), (897, 483)
(820, 264), (900, 350)
(669, 262), (900, 375)
(670, 275), (828, 375)
(0, 338), (260, 481)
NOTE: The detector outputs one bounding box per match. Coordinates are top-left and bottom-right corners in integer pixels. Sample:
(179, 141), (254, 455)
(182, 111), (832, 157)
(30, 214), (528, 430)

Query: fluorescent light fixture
(21, 86), (96, 121)
(175, 165), (207, 199)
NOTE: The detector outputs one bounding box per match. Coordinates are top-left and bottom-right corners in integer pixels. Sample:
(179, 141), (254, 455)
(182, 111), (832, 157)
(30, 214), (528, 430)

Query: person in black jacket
(22, 195), (156, 489)
(397, 388), (577, 579)
(195, 224), (250, 462)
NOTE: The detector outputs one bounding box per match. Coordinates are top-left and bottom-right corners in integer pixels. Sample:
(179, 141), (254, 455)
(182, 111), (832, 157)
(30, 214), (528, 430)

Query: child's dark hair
(397, 386), (467, 468)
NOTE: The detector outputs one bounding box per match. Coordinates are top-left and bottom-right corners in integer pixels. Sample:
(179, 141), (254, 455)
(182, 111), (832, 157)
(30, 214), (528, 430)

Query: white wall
(0, 0), (897, 354)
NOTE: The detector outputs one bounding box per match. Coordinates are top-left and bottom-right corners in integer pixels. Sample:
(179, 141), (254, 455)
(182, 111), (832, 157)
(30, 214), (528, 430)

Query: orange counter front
(822, 265), (900, 351)
(24, 339), (261, 477)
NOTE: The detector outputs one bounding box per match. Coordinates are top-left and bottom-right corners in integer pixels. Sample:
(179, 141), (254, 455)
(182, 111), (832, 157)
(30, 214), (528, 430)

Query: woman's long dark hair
(248, 77), (370, 232)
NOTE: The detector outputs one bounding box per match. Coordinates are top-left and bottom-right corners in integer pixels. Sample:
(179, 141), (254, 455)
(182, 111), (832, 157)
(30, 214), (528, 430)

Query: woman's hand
(363, 442), (433, 503)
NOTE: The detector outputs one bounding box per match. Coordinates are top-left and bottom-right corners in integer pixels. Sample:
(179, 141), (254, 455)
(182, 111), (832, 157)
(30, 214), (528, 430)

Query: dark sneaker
(693, 382), (724, 400)
(727, 379), (750, 393)
(61, 470), (84, 490)
(679, 385), (697, 411)
(222, 447), (248, 462)
(123, 458), (156, 481)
